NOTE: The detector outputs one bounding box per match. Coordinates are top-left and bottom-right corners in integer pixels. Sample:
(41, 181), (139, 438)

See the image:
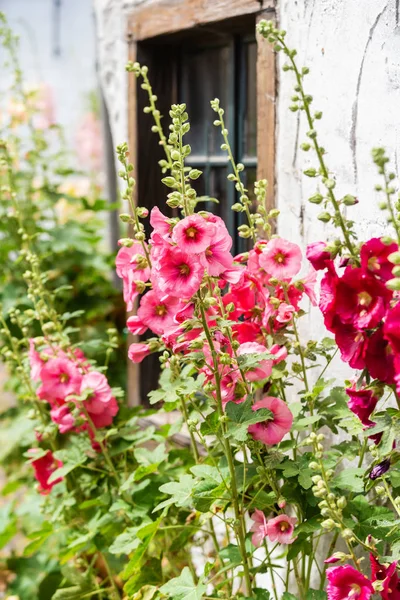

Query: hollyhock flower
(28, 449), (63, 495)
(155, 246), (204, 298)
(116, 244), (150, 281)
(266, 514), (297, 544)
(218, 265), (244, 284)
(174, 302), (195, 324)
(370, 555), (400, 600)
(259, 238), (302, 280)
(276, 303), (295, 324)
(127, 315), (148, 335)
(334, 267), (391, 330)
(300, 268), (318, 306)
(326, 565), (374, 600)
(50, 404), (76, 434)
(137, 290), (180, 335)
(237, 342), (272, 381)
(250, 509), (268, 546)
(200, 219), (233, 276)
(29, 339), (44, 381)
(80, 372), (119, 428)
(333, 321), (367, 370)
(150, 206), (173, 239)
(128, 343), (151, 363)
(172, 214), (216, 254)
(319, 269), (339, 331)
(361, 238), (397, 283)
(345, 385), (378, 427)
(306, 241), (332, 271)
(232, 322), (264, 344)
(270, 344), (288, 364)
(38, 357), (82, 402)
(248, 397), (293, 445)
(365, 329), (395, 385)
(384, 302), (400, 355)
(370, 459), (390, 480)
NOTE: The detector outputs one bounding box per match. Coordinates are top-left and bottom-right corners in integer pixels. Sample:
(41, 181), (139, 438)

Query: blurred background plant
(0, 13), (127, 595)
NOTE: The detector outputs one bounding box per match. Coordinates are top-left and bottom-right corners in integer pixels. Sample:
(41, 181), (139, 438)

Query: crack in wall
(349, 4), (387, 185)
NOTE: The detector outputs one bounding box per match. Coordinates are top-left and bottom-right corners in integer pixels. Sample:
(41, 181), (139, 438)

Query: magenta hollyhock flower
(259, 238), (302, 280)
(370, 554), (400, 600)
(345, 384), (378, 427)
(128, 342), (151, 363)
(319, 268), (339, 331)
(334, 267), (391, 330)
(365, 328), (395, 385)
(156, 246), (204, 298)
(137, 290), (180, 335)
(248, 396), (293, 445)
(28, 449), (63, 495)
(250, 509), (268, 546)
(306, 241), (332, 271)
(266, 514), (297, 544)
(361, 237), (398, 282)
(172, 214), (216, 254)
(384, 302), (400, 355)
(326, 565), (374, 600)
(38, 357), (82, 402)
(237, 342), (273, 381)
(333, 320), (367, 370)
(276, 302), (295, 324)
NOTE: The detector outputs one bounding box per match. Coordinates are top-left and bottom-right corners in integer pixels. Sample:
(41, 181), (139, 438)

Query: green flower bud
(318, 212), (331, 223)
(386, 277), (400, 291)
(304, 168), (317, 177)
(309, 193), (323, 204)
(342, 194), (358, 206)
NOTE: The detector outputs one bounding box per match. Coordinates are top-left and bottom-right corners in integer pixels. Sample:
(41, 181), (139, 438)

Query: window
(126, 0), (276, 405)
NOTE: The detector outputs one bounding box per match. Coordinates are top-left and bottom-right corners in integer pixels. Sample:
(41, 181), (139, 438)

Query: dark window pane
(181, 45), (231, 157)
(243, 41), (257, 158)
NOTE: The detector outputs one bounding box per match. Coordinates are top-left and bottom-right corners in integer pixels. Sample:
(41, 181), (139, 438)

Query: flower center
(279, 521), (290, 532)
(179, 263), (190, 276)
(368, 256), (380, 271)
(273, 251), (286, 264)
(206, 247), (213, 257)
(155, 304), (167, 317)
(348, 584), (361, 599)
(358, 291), (372, 307)
(185, 226), (198, 239)
(59, 373), (70, 383)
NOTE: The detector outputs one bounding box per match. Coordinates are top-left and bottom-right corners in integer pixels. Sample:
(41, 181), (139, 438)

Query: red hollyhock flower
(326, 565), (374, 600)
(334, 266), (391, 330)
(370, 555), (400, 600)
(306, 241), (333, 271)
(361, 237), (397, 282)
(384, 302), (400, 355)
(365, 328), (395, 385)
(333, 319), (367, 370)
(345, 384), (378, 426)
(28, 449), (63, 495)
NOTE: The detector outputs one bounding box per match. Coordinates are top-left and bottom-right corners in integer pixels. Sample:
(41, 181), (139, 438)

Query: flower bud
(342, 528), (354, 540)
(317, 212), (331, 223)
(337, 496), (347, 509)
(386, 277), (400, 291)
(342, 194), (358, 206)
(321, 519), (335, 530)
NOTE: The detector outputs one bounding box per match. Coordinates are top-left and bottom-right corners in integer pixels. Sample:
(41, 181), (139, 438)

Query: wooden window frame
(126, 0), (276, 405)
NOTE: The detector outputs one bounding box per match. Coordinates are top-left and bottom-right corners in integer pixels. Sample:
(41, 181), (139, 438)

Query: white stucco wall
(92, 0), (400, 378)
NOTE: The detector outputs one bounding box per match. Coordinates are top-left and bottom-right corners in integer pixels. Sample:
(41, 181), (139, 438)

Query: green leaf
(282, 593), (298, 600)
(50, 445), (88, 482)
(159, 567), (206, 600)
(219, 544), (242, 565)
(332, 468), (365, 493)
(306, 591), (327, 600)
(155, 475), (194, 511)
(51, 587), (82, 599)
(225, 398), (272, 442)
(109, 527), (141, 555)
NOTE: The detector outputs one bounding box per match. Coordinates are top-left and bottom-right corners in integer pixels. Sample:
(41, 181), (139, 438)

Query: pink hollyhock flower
(200, 218), (233, 276)
(345, 384), (378, 427)
(300, 268), (318, 306)
(370, 554), (400, 600)
(266, 514), (297, 544)
(306, 241), (332, 271)
(334, 267), (391, 330)
(29, 339), (44, 381)
(237, 342), (272, 381)
(361, 238), (398, 283)
(276, 303), (295, 324)
(248, 397), (293, 445)
(128, 343), (151, 363)
(50, 404), (76, 434)
(259, 238), (302, 280)
(80, 372), (119, 428)
(116, 243), (150, 281)
(326, 565), (374, 600)
(156, 246), (204, 298)
(366, 328), (395, 385)
(38, 357), (82, 402)
(127, 315), (148, 335)
(174, 302), (195, 324)
(137, 290), (180, 335)
(172, 214), (216, 254)
(250, 509), (268, 546)
(270, 344), (288, 364)
(384, 302), (400, 355)
(150, 206), (173, 239)
(28, 449), (63, 495)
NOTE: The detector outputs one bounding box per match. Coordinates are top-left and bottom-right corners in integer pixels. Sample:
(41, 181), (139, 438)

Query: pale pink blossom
(276, 303), (295, 324)
(200, 218), (233, 276)
(266, 514), (297, 544)
(128, 343), (151, 363)
(259, 238), (302, 280)
(127, 315), (148, 335)
(237, 342), (272, 381)
(150, 206), (172, 239)
(250, 509), (268, 546)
